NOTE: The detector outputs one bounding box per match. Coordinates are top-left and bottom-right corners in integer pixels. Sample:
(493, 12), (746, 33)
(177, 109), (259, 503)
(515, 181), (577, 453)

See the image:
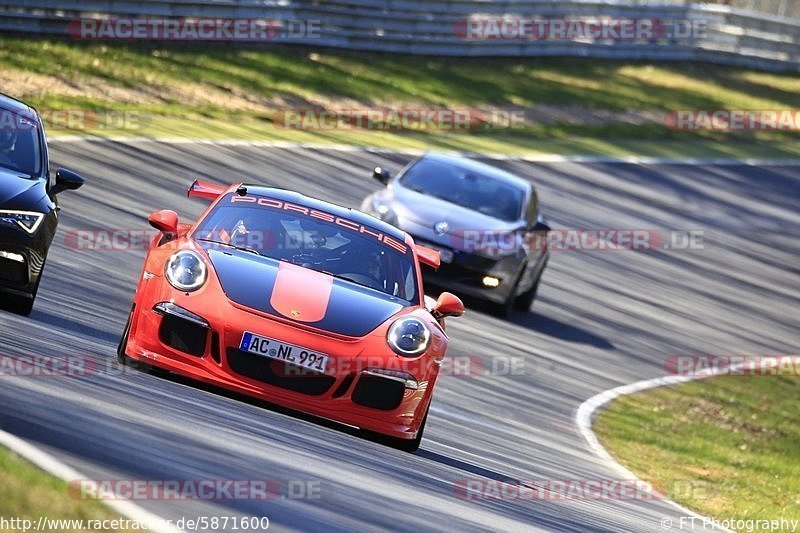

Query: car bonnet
(201, 243), (408, 338)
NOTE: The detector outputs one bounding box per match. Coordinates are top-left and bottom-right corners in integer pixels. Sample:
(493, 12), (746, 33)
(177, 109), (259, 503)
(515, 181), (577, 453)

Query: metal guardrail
(727, 0), (800, 20)
(0, 1), (799, 71)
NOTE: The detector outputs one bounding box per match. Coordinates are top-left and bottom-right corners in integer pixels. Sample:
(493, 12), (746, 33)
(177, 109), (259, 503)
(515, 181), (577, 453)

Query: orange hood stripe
(270, 262), (333, 323)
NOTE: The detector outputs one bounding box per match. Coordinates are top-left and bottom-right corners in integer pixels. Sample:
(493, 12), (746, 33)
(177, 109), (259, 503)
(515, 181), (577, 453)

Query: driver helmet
(0, 130), (16, 152)
(365, 252), (382, 280)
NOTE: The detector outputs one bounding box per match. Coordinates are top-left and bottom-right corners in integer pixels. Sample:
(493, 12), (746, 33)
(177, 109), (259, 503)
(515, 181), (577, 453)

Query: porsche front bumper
(123, 278), (436, 440)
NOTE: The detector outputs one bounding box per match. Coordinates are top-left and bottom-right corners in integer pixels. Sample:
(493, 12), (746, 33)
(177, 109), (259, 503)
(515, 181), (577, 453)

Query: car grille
(226, 348), (335, 396)
(332, 372), (356, 398)
(434, 262), (488, 285)
(411, 235), (496, 285)
(158, 314), (207, 357)
(0, 256), (27, 285)
(351, 373), (406, 411)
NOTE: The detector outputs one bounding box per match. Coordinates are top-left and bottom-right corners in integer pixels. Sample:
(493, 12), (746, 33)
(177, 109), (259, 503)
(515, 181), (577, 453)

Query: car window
(0, 113), (41, 176)
(195, 194), (419, 303)
(400, 158), (524, 222)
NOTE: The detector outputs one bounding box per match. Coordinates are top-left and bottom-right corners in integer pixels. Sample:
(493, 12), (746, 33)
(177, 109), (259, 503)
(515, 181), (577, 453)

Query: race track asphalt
(0, 139), (797, 532)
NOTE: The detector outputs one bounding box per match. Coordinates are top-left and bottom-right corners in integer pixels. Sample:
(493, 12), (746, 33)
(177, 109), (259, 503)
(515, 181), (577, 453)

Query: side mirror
(530, 214), (550, 232)
(148, 209), (179, 235)
(373, 166), (390, 184)
(433, 292), (465, 318)
(52, 168), (85, 195)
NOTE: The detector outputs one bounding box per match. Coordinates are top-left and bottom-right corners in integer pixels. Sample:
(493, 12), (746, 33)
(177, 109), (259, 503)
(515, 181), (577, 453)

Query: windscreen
(400, 158), (524, 222)
(0, 112), (41, 177)
(195, 194), (419, 303)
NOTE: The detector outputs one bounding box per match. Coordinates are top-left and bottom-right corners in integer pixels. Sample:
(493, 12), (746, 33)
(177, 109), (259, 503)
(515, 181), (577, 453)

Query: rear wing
(188, 179), (227, 200)
(416, 245), (441, 270)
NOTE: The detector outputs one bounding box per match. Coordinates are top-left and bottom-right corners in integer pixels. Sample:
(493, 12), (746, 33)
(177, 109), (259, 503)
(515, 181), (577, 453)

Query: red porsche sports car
(118, 180), (464, 451)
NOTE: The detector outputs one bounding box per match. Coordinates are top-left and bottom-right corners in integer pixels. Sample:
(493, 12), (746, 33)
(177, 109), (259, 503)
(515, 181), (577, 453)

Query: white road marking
(49, 136), (800, 166)
(0, 430), (185, 533)
(573, 360), (784, 532)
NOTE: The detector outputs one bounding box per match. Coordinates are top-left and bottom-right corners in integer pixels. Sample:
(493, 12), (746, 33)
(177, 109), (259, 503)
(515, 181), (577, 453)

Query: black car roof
(242, 185), (408, 243)
(0, 93), (37, 121)
(419, 152), (532, 190)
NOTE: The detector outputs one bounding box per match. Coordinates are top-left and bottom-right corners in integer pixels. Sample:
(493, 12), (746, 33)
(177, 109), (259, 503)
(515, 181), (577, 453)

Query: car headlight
(372, 199), (398, 226)
(165, 250), (207, 292)
(387, 317), (431, 357)
(0, 210), (44, 234)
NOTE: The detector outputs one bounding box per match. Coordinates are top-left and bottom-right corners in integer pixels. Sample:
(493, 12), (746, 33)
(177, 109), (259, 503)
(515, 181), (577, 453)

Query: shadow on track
(414, 449), (521, 484)
(510, 312), (615, 349)
(31, 308), (119, 343)
(432, 286), (615, 349)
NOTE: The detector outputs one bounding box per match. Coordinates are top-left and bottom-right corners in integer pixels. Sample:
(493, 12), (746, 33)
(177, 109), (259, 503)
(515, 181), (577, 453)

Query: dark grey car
(361, 153), (549, 317)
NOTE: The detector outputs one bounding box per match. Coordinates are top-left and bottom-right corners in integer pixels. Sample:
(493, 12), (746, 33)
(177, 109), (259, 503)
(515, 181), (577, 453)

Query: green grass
(1, 37), (800, 157)
(0, 446), (133, 532)
(594, 376), (800, 521)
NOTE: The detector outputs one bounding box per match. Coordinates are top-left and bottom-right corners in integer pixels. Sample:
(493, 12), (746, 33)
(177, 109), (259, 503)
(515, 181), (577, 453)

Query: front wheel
(116, 308), (153, 373)
(496, 266), (526, 319)
(116, 312), (132, 364)
(4, 257), (46, 316)
(4, 294), (35, 316)
(514, 267), (545, 312)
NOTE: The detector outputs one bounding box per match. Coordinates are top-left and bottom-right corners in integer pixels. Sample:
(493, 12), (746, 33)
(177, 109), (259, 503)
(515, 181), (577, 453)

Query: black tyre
(497, 291), (516, 318)
(116, 311), (132, 364)
(496, 265), (526, 319)
(4, 256), (46, 316)
(514, 267), (544, 312)
(5, 294), (35, 316)
(117, 307), (152, 373)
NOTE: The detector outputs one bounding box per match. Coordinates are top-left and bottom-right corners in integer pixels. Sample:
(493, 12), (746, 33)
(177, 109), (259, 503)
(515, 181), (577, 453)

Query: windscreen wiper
(196, 238), (263, 257)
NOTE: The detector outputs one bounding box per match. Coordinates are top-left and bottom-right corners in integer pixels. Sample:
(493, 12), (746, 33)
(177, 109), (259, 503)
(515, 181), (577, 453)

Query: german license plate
(240, 331), (328, 373)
